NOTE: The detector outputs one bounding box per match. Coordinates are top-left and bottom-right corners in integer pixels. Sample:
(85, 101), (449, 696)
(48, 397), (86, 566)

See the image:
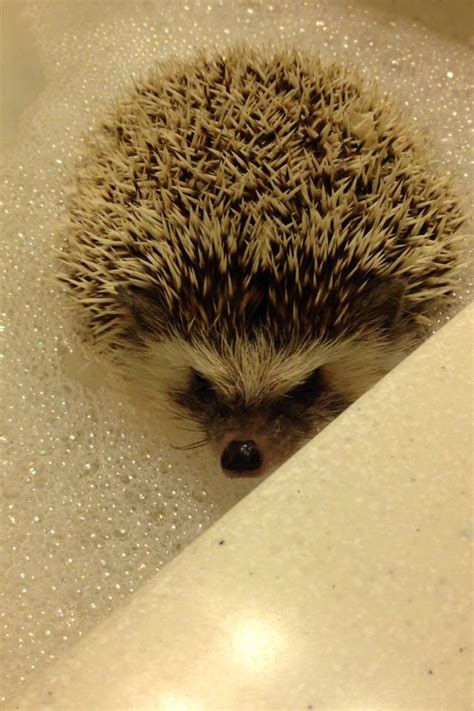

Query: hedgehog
(58, 46), (465, 477)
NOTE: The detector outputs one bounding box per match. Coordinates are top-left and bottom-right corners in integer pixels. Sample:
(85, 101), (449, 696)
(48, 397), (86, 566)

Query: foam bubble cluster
(1, 0), (472, 703)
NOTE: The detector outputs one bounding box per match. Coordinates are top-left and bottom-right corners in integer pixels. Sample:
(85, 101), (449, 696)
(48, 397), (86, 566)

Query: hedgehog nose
(221, 440), (263, 475)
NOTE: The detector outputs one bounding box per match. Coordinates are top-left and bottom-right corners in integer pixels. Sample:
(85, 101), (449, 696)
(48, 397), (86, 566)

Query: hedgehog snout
(220, 439), (263, 477)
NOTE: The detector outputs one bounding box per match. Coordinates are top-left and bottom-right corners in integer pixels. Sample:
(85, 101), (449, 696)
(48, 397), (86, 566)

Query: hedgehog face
(121, 327), (411, 477)
(177, 366), (346, 477)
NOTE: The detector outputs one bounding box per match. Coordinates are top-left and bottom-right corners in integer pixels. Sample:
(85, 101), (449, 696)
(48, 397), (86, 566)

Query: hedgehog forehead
(140, 333), (335, 404)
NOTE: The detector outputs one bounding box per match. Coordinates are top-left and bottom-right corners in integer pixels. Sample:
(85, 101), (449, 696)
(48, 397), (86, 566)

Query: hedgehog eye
(286, 368), (324, 402)
(190, 370), (215, 401)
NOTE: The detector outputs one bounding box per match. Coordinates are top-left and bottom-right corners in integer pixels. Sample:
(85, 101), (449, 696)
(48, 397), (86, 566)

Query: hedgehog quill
(59, 47), (465, 477)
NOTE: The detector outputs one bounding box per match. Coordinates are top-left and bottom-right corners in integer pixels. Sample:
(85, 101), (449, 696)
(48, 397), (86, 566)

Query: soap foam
(1, 0), (472, 702)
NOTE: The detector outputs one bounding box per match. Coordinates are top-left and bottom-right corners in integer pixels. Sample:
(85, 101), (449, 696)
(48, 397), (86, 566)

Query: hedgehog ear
(360, 277), (407, 334)
(116, 286), (166, 334)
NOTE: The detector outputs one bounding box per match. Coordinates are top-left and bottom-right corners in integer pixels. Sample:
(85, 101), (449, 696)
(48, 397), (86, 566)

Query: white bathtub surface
(10, 303), (473, 710)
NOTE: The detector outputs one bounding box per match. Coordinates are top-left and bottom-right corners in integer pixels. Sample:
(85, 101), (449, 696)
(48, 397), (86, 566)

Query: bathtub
(1, 0), (472, 708)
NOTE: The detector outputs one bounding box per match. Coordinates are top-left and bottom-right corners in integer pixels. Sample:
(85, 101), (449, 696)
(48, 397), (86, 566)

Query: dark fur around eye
(285, 368), (325, 402)
(190, 369), (215, 402)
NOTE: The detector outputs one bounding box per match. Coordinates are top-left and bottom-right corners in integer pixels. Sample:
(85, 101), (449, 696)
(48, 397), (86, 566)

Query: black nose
(221, 440), (263, 473)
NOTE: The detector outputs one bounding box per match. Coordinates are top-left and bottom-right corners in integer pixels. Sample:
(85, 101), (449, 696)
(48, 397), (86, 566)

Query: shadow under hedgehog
(58, 45), (466, 477)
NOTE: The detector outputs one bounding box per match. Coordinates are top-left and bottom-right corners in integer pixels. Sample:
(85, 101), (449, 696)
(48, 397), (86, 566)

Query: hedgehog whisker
(174, 423), (205, 434)
(171, 438), (209, 451)
(160, 403), (206, 434)
(168, 412), (200, 425)
(170, 416), (204, 433)
(161, 404), (200, 426)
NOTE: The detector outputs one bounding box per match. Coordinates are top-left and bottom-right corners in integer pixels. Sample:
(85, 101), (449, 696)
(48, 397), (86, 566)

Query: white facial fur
(115, 325), (417, 464)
